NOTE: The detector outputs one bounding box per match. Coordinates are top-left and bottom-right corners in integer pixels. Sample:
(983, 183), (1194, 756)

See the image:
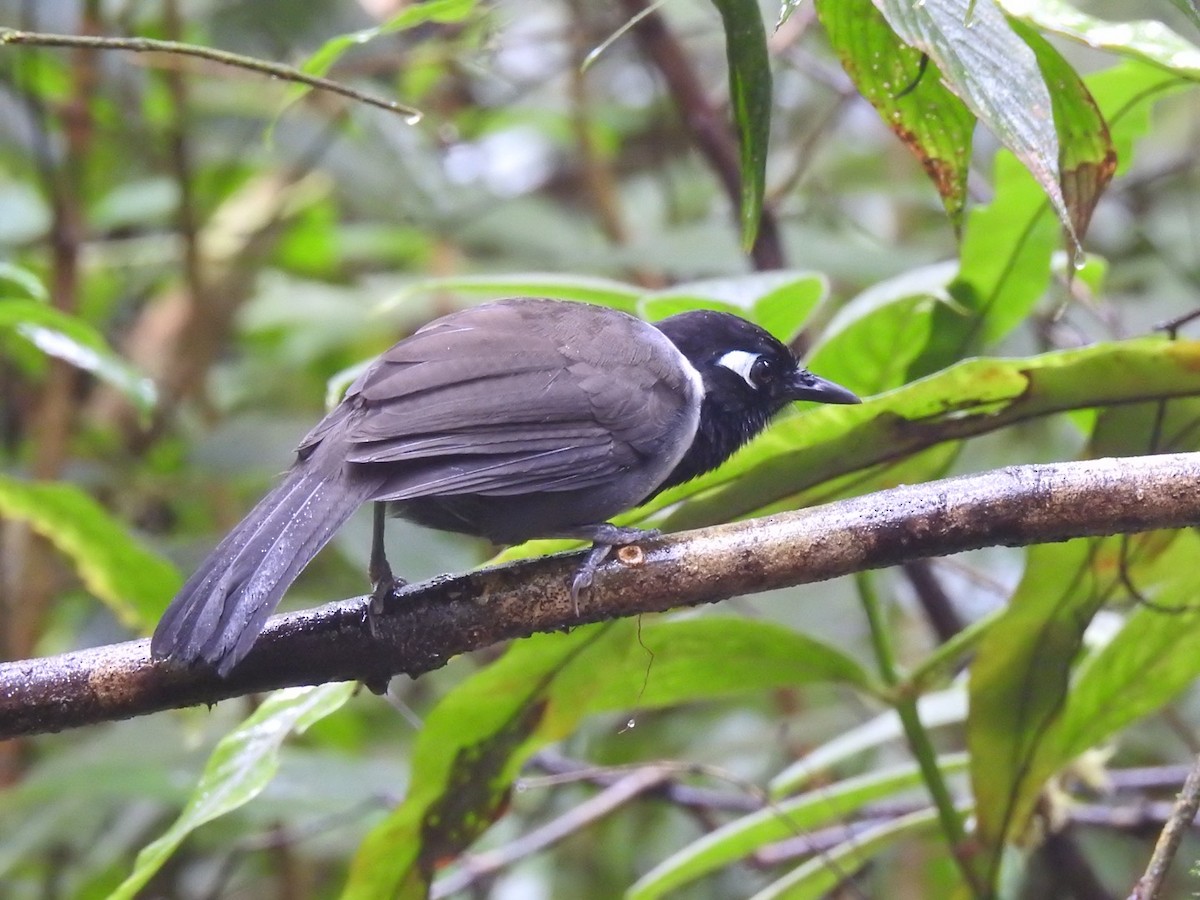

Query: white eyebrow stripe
(717, 350), (761, 387)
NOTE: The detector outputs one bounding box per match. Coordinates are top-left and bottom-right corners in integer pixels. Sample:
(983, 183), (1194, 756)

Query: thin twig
(431, 766), (675, 897)
(529, 750), (766, 812)
(0, 27), (423, 121)
(1128, 754), (1200, 900)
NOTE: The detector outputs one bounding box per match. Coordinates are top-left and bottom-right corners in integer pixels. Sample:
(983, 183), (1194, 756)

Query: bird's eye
(749, 356), (774, 387)
(717, 350), (778, 390)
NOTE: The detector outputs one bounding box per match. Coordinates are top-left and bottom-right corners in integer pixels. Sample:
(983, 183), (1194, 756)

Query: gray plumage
(153, 298), (859, 675)
(152, 299), (703, 673)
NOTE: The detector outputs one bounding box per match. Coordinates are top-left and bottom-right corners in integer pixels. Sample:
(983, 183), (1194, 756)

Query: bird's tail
(151, 455), (378, 676)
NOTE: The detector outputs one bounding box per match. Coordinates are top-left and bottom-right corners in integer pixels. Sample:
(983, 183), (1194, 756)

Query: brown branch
(2, 454), (1200, 739)
(7, 2), (98, 661)
(1129, 752), (1200, 900)
(162, 0), (204, 352)
(0, 28), (422, 121)
(529, 750), (763, 814)
(616, 0), (785, 271)
(902, 559), (964, 644)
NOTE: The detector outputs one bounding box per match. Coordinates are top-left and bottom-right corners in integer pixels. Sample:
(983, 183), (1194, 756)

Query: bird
(151, 297), (860, 675)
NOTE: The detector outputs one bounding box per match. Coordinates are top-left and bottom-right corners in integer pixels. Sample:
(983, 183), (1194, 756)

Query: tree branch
(0, 28), (422, 121)
(1129, 752), (1200, 899)
(2, 453), (1199, 739)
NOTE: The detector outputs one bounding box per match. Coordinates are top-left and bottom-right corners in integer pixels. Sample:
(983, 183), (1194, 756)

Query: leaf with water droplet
(816, 0), (974, 227)
(872, 0), (1076, 242)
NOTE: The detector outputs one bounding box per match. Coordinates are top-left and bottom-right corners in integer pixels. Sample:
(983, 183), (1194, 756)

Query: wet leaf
(343, 618), (874, 897)
(873, 0), (1074, 240)
(709, 0), (773, 250)
(817, 0), (975, 225)
(0, 476), (179, 630)
(113, 685), (355, 898)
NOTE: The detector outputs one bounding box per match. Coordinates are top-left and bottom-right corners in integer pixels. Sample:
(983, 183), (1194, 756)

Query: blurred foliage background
(0, 0), (1199, 897)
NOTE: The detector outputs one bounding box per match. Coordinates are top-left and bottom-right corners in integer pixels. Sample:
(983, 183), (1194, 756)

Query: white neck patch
(717, 350), (761, 388)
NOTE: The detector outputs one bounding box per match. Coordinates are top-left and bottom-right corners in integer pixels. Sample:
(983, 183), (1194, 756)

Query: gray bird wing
(307, 299), (702, 500)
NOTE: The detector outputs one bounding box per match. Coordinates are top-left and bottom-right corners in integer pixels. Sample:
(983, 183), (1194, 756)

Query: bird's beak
(787, 370), (861, 405)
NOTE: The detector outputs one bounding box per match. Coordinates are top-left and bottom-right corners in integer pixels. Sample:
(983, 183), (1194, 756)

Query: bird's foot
(362, 550), (405, 693)
(568, 525), (660, 616)
(366, 564), (408, 639)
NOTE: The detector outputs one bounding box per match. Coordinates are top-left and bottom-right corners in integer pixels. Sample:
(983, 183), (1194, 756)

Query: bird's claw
(569, 528), (659, 616)
(366, 572), (407, 638)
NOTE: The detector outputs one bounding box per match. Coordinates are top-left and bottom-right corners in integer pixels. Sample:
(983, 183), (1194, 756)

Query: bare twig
(432, 765), (675, 897)
(902, 559), (964, 644)
(528, 750), (763, 813)
(1128, 753), (1200, 900)
(0, 27), (423, 121)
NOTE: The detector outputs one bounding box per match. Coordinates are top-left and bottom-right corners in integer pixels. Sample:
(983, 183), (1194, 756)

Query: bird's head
(656, 309), (860, 417)
(653, 309), (860, 490)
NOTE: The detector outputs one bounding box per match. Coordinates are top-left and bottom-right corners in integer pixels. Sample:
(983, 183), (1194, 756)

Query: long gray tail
(151, 454), (378, 676)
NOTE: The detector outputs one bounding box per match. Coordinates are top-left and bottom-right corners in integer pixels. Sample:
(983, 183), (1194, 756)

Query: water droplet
(404, 112), (423, 126)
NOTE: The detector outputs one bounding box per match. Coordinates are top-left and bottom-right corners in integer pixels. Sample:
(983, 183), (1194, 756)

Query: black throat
(652, 393), (777, 497)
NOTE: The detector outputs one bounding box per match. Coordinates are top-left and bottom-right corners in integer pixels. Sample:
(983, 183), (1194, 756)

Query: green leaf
(873, 0), (1073, 239)
(592, 617), (881, 707)
(113, 684), (355, 900)
(902, 59), (1182, 378)
(343, 618), (875, 898)
(964, 524), (1192, 888)
(381, 272), (643, 313)
(0, 475), (180, 630)
(816, 0), (975, 224)
(640, 270), (827, 340)
(302, 0), (477, 80)
(1056, 532), (1200, 760)
(1012, 22), (1116, 242)
(966, 540), (1110, 880)
(660, 338), (1200, 531)
(953, 155), (1057, 347)
(0, 261), (48, 301)
(770, 686), (968, 797)
(1090, 395), (1200, 457)
(1000, 0), (1200, 78)
(277, 0), (476, 128)
(808, 262), (955, 394)
(709, 0), (772, 251)
(907, 132), (1059, 378)
(629, 755), (968, 899)
(1086, 60), (1194, 178)
(0, 299), (157, 413)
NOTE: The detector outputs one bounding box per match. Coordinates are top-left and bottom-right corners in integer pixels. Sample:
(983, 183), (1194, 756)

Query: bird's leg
(562, 523), (661, 615)
(367, 502), (406, 631)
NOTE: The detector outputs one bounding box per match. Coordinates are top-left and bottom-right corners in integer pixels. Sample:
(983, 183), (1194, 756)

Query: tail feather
(152, 460), (378, 675)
